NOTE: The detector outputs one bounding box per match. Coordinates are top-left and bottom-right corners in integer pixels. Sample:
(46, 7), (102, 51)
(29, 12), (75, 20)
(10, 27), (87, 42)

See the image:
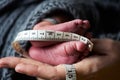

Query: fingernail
(15, 63), (25, 73)
(16, 66), (22, 72)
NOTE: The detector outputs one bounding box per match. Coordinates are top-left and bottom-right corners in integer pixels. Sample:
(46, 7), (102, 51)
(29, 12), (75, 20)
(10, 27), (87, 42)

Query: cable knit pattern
(0, 0), (120, 80)
(0, 0), (89, 80)
(0, 0), (15, 10)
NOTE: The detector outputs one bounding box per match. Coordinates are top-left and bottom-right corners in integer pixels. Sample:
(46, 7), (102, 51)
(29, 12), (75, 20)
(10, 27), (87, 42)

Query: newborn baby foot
(31, 19), (90, 47)
(29, 19), (90, 65)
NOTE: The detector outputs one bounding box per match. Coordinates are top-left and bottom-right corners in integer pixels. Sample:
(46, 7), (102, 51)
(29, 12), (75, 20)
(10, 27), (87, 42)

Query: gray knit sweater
(0, 0), (120, 80)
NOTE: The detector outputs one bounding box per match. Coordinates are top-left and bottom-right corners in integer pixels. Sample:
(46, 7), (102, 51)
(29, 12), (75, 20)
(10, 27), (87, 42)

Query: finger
(0, 57), (57, 80)
(0, 57), (21, 68)
(0, 57), (42, 68)
(15, 63), (57, 80)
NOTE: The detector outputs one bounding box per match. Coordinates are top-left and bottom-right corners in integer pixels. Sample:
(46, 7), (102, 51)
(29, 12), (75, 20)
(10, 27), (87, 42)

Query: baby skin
(29, 19), (91, 65)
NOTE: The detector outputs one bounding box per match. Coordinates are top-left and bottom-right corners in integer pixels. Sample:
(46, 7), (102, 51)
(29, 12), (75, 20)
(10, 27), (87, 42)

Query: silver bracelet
(64, 64), (77, 80)
(43, 18), (59, 24)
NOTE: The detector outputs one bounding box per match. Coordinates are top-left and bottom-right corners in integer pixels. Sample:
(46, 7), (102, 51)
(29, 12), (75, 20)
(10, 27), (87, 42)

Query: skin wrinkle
(63, 42), (69, 56)
(47, 45), (66, 65)
(29, 43), (79, 65)
(37, 64), (57, 80)
(61, 41), (82, 63)
(29, 47), (49, 63)
(68, 41), (77, 55)
(53, 42), (83, 64)
(51, 44), (67, 64)
(51, 43), (76, 65)
(45, 46), (57, 65)
(65, 41), (78, 56)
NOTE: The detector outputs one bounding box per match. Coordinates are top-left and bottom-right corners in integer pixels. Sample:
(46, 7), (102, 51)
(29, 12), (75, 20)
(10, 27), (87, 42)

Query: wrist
(54, 64), (66, 80)
(54, 64), (78, 80)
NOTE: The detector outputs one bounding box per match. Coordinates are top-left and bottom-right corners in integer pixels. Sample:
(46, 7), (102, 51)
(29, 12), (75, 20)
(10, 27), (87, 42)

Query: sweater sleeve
(1, 0), (120, 80)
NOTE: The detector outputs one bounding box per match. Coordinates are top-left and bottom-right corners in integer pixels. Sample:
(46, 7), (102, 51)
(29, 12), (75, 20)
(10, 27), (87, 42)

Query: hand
(29, 19), (91, 65)
(74, 39), (120, 80)
(0, 57), (60, 80)
(0, 39), (120, 80)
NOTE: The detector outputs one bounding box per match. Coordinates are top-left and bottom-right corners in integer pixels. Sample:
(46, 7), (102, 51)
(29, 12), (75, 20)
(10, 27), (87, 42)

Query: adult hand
(29, 19), (91, 65)
(74, 39), (120, 80)
(0, 39), (120, 80)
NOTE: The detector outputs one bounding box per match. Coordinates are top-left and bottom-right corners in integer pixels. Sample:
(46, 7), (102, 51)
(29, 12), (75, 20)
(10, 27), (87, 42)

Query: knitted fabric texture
(0, 0), (120, 80)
